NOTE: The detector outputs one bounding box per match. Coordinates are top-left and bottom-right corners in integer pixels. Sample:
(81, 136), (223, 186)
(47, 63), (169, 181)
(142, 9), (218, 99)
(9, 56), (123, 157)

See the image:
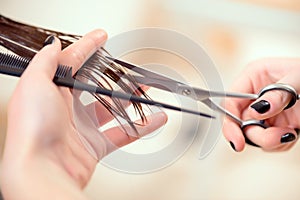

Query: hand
(1, 30), (167, 200)
(223, 58), (300, 152)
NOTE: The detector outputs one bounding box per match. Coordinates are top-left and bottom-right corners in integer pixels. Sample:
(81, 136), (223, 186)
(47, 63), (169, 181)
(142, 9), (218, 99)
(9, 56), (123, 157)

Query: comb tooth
(11, 55), (19, 67)
(4, 53), (12, 65)
(20, 56), (30, 68)
(55, 65), (72, 78)
(0, 53), (30, 70)
(62, 66), (68, 76)
(15, 54), (30, 69)
(61, 66), (66, 77)
(0, 53), (4, 63)
(55, 66), (63, 77)
(1, 53), (14, 66)
(62, 66), (68, 77)
(59, 66), (65, 77)
(12, 55), (23, 69)
(9, 54), (16, 66)
(65, 66), (72, 77)
(0, 52), (72, 78)
(56, 66), (61, 77)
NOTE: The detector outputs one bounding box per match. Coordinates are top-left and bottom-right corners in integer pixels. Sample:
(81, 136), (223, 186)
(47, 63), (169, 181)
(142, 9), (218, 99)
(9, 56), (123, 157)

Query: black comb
(0, 52), (214, 118)
(0, 52), (72, 78)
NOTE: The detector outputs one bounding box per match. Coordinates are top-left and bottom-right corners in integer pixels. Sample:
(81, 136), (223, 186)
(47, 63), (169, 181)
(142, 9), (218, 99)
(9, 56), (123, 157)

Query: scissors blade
(106, 56), (212, 98)
(126, 75), (213, 100)
(107, 57), (258, 101)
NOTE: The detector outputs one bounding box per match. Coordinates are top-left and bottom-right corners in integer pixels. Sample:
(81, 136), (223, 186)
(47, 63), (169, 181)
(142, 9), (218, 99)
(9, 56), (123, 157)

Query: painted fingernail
(229, 141), (236, 151)
(43, 35), (55, 46)
(251, 100), (270, 114)
(281, 133), (296, 143)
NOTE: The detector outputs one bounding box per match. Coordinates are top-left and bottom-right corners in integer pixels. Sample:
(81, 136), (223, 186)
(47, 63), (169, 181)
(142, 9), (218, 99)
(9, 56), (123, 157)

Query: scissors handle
(239, 120), (268, 147)
(241, 119), (268, 129)
(257, 83), (298, 109)
(238, 83), (299, 147)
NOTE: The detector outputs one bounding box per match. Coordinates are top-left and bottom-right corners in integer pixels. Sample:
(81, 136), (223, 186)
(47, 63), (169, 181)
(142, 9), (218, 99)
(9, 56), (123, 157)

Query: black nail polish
(281, 133), (296, 143)
(229, 141), (236, 151)
(251, 100), (270, 114)
(43, 35), (55, 46)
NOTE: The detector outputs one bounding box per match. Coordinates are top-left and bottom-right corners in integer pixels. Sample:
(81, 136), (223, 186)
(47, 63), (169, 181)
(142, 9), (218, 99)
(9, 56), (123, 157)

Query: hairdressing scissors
(106, 57), (299, 146)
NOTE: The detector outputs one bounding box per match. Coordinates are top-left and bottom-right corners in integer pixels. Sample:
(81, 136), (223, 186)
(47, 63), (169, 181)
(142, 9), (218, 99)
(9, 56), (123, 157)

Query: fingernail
(281, 133), (296, 143)
(251, 100), (270, 114)
(43, 35), (55, 46)
(229, 141), (236, 151)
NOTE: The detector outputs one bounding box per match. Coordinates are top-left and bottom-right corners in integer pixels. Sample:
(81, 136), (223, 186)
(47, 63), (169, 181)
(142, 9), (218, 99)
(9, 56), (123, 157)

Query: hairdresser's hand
(223, 58), (300, 152)
(1, 30), (167, 200)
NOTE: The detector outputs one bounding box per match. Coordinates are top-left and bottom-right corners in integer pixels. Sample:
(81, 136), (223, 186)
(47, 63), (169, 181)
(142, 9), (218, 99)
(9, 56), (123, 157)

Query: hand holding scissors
(104, 57), (300, 152)
(223, 58), (300, 152)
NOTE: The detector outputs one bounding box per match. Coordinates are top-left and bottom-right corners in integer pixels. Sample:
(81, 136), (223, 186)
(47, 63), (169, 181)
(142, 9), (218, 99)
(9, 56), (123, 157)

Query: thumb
(249, 71), (300, 119)
(23, 36), (62, 80)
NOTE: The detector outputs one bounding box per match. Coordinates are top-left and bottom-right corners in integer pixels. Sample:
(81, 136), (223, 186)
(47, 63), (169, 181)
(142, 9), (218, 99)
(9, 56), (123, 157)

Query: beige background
(1, 0), (300, 199)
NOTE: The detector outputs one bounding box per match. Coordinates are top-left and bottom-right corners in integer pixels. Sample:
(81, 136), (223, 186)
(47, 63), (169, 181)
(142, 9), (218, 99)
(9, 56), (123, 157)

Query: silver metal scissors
(106, 57), (299, 146)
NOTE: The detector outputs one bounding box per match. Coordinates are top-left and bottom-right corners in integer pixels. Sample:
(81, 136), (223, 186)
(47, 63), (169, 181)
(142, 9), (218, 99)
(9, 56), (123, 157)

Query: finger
(83, 85), (150, 126)
(221, 67), (259, 151)
(249, 69), (300, 120)
(102, 111), (168, 154)
(249, 90), (291, 120)
(243, 126), (297, 150)
(265, 141), (296, 152)
(23, 36), (61, 80)
(222, 95), (249, 152)
(59, 29), (107, 74)
(222, 117), (246, 152)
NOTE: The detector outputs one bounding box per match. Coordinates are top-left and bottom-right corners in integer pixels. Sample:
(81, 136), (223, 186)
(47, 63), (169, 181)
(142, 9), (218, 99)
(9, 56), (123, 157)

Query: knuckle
(70, 48), (87, 67)
(272, 90), (290, 106)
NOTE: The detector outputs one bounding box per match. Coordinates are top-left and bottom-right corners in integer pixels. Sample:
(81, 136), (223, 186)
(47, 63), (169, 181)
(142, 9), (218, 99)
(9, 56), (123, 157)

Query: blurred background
(1, 0), (300, 199)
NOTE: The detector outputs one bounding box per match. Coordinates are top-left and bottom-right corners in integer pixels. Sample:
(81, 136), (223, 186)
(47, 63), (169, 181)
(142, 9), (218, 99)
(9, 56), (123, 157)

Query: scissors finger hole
(258, 83), (298, 109)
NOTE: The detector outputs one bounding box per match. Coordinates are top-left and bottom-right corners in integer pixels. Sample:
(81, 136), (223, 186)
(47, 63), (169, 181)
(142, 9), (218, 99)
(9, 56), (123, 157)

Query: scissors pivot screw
(182, 89), (191, 96)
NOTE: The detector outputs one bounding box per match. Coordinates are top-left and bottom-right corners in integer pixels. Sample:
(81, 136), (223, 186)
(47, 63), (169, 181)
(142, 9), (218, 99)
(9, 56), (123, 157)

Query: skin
(223, 58), (300, 152)
(1, 30), (167, 200)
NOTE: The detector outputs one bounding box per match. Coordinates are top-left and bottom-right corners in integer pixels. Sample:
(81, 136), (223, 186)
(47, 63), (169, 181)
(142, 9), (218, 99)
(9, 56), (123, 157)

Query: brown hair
(0, 14), (148, 133)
